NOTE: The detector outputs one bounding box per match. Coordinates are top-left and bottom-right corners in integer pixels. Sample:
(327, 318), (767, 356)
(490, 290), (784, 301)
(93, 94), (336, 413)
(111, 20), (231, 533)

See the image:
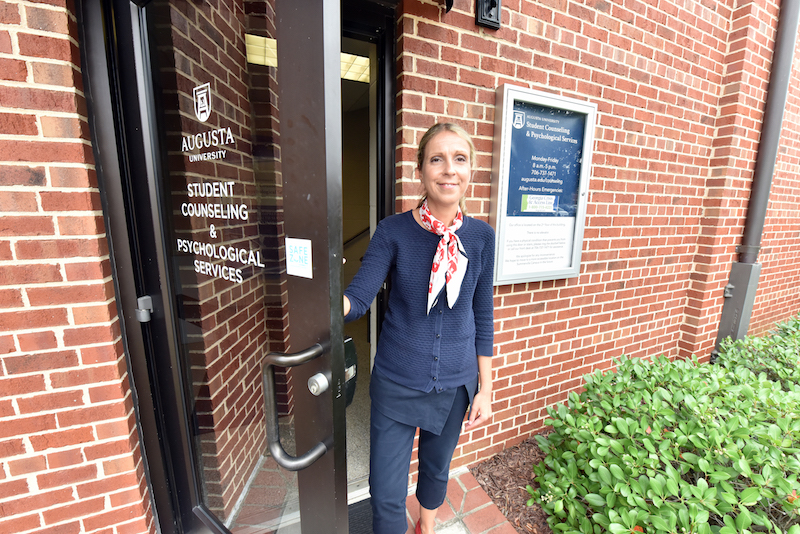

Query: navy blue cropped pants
(368, 385), (470, 534)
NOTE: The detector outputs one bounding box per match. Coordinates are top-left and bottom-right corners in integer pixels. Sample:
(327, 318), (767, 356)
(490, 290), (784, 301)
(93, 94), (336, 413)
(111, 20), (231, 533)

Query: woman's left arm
(465, 355), (492, 429)
(466, 223), (496, 430)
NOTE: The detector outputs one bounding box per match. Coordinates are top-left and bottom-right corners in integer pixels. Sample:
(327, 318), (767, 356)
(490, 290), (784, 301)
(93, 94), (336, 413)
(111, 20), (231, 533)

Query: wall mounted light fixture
(476, 0), (501, 29)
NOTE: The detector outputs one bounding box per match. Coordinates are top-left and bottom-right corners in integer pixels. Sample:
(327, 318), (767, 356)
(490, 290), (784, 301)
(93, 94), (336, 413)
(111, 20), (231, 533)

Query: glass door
(134, 1), (348, 532)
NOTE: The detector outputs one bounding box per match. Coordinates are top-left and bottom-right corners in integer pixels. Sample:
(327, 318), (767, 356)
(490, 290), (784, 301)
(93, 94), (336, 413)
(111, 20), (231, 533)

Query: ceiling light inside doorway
(245, 34), (370, 84)
(340, 54), (370, 83)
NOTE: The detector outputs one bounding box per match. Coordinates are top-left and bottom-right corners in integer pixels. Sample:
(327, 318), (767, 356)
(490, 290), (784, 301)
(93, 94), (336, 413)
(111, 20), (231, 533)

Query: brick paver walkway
(405, 470), (518, 534)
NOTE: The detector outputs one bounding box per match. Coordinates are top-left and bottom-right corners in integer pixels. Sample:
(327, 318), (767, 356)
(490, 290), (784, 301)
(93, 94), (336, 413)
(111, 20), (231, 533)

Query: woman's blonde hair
(415, 122), (475, 212)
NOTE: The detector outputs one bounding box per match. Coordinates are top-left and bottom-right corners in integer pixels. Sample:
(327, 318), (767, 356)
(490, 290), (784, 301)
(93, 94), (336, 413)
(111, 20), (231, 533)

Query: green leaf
(592, 513), (610, 528)
(723, 515), (735, 529)
(665, 478), (679, 496)
(585, 494), (606, 507)
(737, 458), (753, 476)
(678, 507), (690, 528)
(735, 509), (752, 531)
(739, 487), (760, 506)
(768, 425), (781, 442)
(610, 464), (626, 481)
(649, 477), (664, 497)
(682, 452), (700, 464)
(620, 509), (633, 528)
(608, 524), (627, 534)
(616, 418), (629, 436)
(598, 466), (612, 486)
(709, 470), (732, 482)
(650, 516), (670, 531)
(731, 427), (750, 439)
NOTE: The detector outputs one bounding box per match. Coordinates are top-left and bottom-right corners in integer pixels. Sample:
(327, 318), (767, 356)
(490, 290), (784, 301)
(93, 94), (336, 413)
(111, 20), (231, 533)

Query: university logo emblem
(512, 111), (526, 129)
(193, 83), (211, 123)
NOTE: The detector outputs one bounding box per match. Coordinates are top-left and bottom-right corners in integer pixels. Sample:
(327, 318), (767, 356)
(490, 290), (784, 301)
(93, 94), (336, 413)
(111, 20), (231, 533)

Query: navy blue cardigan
(344, 210), (495, 393)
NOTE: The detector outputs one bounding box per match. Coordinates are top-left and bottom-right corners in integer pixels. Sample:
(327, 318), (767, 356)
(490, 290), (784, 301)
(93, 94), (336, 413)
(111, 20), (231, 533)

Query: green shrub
(715, 316), (800, 393)
(529, 344), (800, 534)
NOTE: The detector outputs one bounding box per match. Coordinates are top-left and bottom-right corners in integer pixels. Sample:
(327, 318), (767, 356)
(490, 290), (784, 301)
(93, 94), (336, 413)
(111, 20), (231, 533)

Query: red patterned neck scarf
(419, 199), (468, 314)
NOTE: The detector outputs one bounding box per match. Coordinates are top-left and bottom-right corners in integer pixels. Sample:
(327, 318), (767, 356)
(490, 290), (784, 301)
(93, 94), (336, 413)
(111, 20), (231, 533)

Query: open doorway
(341, 0), (397, 506)
(341, 35), (378, 499)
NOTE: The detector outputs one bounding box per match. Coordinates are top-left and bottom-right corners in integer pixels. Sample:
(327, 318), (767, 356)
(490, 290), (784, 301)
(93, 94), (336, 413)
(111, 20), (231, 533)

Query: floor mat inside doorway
(348, 498), (372, 533)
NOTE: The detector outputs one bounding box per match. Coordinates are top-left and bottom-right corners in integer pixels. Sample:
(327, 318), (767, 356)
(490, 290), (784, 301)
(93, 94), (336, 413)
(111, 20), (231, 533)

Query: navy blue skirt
(370, 365), (478, 435)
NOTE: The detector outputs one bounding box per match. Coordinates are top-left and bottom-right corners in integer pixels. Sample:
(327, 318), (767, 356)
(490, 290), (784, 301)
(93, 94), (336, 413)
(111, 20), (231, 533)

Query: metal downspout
(713, 0), (800, 354)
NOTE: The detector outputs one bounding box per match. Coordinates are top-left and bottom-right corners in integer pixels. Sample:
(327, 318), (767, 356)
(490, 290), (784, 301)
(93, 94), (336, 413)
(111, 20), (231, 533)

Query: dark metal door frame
(77, 2), (190, 532)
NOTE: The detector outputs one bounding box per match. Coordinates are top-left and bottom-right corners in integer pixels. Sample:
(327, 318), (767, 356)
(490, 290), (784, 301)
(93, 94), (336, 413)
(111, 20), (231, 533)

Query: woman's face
(417, 131), (472, 213)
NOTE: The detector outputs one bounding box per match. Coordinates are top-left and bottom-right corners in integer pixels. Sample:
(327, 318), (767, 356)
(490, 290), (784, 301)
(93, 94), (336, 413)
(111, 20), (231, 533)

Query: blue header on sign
(507, 100), (585, 217)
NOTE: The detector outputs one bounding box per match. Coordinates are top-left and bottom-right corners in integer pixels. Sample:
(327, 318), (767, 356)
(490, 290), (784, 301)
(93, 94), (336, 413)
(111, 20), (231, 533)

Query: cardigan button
(433, 377), (437, 381)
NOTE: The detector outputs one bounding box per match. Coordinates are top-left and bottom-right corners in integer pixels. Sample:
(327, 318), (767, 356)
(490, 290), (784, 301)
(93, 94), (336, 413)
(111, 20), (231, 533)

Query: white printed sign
(490, 85), (597, 285)
(285, 238), (313, 279)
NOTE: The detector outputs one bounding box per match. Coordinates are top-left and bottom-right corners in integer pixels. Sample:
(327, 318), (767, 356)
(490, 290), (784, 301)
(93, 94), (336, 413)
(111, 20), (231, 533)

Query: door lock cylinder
(307, 372), (330, 396)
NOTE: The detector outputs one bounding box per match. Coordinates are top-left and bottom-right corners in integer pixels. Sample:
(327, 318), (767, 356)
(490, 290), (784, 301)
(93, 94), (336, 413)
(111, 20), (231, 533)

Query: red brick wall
(0, 2), (153, 533)
(394, 0), (799, 471)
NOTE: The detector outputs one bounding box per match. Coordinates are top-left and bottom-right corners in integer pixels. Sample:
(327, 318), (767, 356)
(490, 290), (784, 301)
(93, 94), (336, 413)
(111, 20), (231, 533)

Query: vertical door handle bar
(262, 343), (329, 471)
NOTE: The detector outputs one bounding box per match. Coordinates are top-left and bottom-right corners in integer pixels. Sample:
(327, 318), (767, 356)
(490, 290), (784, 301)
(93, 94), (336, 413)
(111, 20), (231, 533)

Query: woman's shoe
(415, 519), (422, 534)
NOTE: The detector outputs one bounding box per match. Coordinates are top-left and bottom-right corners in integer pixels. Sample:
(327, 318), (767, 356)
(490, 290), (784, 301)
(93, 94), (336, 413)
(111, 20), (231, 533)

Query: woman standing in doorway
(343, 123), (495, 534)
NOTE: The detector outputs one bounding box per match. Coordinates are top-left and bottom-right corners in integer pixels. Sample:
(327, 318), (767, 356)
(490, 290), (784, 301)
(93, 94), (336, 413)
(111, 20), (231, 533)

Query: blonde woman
(344, 123), (495, 534)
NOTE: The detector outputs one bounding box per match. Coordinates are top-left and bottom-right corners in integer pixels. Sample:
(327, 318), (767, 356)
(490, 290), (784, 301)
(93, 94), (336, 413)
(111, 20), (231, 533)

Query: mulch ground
(470, 436), (554, 534)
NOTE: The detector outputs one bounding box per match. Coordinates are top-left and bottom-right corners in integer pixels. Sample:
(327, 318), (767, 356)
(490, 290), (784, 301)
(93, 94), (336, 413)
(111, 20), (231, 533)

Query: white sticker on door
(285, 238), (313, 279)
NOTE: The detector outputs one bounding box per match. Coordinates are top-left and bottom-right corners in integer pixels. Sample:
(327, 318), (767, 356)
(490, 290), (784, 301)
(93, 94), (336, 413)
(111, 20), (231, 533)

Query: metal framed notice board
(489, 84), (597, 286)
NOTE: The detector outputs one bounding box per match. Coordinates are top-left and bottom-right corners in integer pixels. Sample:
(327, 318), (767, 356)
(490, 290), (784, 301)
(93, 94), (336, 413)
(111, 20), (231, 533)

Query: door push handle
(262, 343), (330, 471)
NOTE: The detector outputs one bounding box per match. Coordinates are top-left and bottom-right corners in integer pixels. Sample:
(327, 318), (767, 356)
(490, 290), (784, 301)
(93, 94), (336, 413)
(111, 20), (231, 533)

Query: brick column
(678, 1), (781, 359)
